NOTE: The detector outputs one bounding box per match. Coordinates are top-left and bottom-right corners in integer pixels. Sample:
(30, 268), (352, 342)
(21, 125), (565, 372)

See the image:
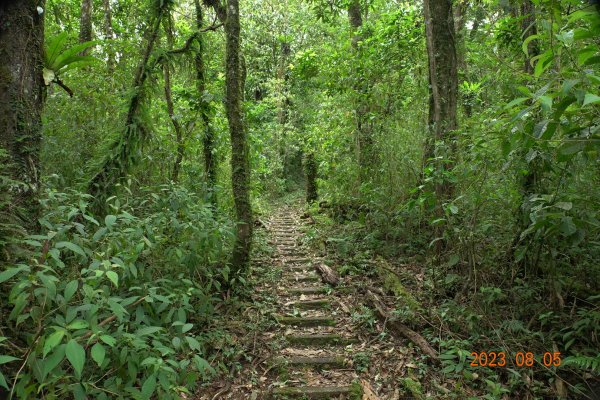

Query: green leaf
(136, 326), (163, 336)
(141, 373), (157, 400)
(42, 345), (66, 377)
(45, 32), (69, 67)
(504, 97), (529, 109)
(583, 93), (600, 106)
(554, 202), (573, 211)
(0, 355), (19, 365)
(100, 335), (116, 347)
(539, 95), (552, 111)
(43, 330), (65, 357)
(91, 343), (106, 367)
(558, 141), (585, 157)
(181, 323), (193, 333)
(0, 266), (27, 284)
(56, 241), (86, 257)
(447, 254), (460, 267)
(105, 215), (117, 228)
(0, 371), (8, 390)
(67, 320), (89, 330)
(65, 339), (86, 378)
(522, 34), (539, 57)
(64, 280), (78, 302)
(92, 227), (107, 242)
(106, 270), (119, 287)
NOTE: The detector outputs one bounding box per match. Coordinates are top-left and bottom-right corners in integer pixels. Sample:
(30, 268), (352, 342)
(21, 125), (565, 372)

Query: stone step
(285, 275), (320, 283)
(277, 316), (336, 327)
(285, 334), (358, 346)
(274, 356), (347, 369)
(270, 386), (355, 399)
(286, 258), (312, 264)
(287, 287), (329, 295)
(287, 266), (313, 274)
(286, 299), (330, 309)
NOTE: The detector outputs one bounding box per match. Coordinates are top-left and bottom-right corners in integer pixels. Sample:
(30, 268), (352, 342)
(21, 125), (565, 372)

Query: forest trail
(265, 207), (359, 398)
(251, 205), (414, 399)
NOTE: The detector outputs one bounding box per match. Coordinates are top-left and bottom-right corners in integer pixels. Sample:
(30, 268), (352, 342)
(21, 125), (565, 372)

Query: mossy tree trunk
(423, 0), (458, 257)
(163, 16), (185, 183)
(102, 0), (115, 73)
(305, 152), (318, 204)
(79, 0), (93, 54)
(195, 0), (217, 203)
(89, 4), (166, 211)
(348, 0), (371, 182)
(224, 0), (253, 274)
(0, 0), (45, 231)
(423, 0), (458, 201)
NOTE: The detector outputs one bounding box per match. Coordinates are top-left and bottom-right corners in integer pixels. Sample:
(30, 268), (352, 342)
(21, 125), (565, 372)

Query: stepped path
(198, 205), (419, 399)
(265, 208), (360, 398)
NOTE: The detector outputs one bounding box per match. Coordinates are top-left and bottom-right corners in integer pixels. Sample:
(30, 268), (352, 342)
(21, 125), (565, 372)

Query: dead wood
(314, 262), (340, 286)
(365, 290), (439, 363)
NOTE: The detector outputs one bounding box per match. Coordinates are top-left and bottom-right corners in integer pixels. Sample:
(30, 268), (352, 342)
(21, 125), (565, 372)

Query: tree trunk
(348, 0), (371, 180)
(305, 151), (318, 203)
(423, 0), (458, 201)
(102, 0), (115, 72)
(0, 0), (45, 231)
(163, 17), (185, 183)
(89, 5), (166, 211)
(521, 0), (538, 75)
(79, 0), (93, 55)
(225, 0), (253, 275)
(195, 0), (217, 203)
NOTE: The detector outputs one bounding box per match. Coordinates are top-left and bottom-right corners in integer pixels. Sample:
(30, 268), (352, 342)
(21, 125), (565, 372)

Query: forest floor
(194, 203), (445, 399)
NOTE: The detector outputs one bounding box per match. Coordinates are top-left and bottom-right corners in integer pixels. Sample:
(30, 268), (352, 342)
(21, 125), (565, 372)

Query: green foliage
(43, 32), (96, 85)
(0, 185), (232, 398)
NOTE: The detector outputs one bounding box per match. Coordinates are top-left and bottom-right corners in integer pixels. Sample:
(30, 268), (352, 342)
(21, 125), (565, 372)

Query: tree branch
(53, 77), (74, 97)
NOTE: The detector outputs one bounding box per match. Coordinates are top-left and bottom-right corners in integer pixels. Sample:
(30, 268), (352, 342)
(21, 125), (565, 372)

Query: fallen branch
(365, 290), (439, 363)
(314, 262), (340, 286)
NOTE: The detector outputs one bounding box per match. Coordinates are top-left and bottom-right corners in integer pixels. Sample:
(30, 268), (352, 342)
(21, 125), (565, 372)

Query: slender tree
(79, 0), (93, 55)
(0, 0), (45, 231)
(348, 0), (371, 181)
(162, 16), (186, 183)
(195, 0), (217, 201)
(305, 152), (318, 203)
(89, 3), (167, 210)
(102, 0), (115, 72)
(225, 0), (253, 274)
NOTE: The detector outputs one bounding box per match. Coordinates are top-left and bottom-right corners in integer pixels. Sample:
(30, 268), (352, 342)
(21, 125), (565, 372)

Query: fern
(563, 354), (600, 374)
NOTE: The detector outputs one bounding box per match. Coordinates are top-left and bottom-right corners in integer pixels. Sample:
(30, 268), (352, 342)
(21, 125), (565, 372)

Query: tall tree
(348, 0), (371, 181)
(223, 0), (253, 274)
(79, 0), (93, 55)
(89, 2), (167, 210)
(195, 0), (217, 201)
(423, 0), (458, 200)
(102, 0), (115, 72)
(305, 152), (318, 203)
(0, 0), (45, 231)
(162, 16), (185, 183)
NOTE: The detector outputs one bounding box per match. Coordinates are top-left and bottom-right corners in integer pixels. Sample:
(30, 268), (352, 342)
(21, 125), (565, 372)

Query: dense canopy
(0, 0), (599, 398)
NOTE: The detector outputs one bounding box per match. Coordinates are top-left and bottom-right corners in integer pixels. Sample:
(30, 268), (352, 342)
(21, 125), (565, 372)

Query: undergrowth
(0, 185), (235, 399)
